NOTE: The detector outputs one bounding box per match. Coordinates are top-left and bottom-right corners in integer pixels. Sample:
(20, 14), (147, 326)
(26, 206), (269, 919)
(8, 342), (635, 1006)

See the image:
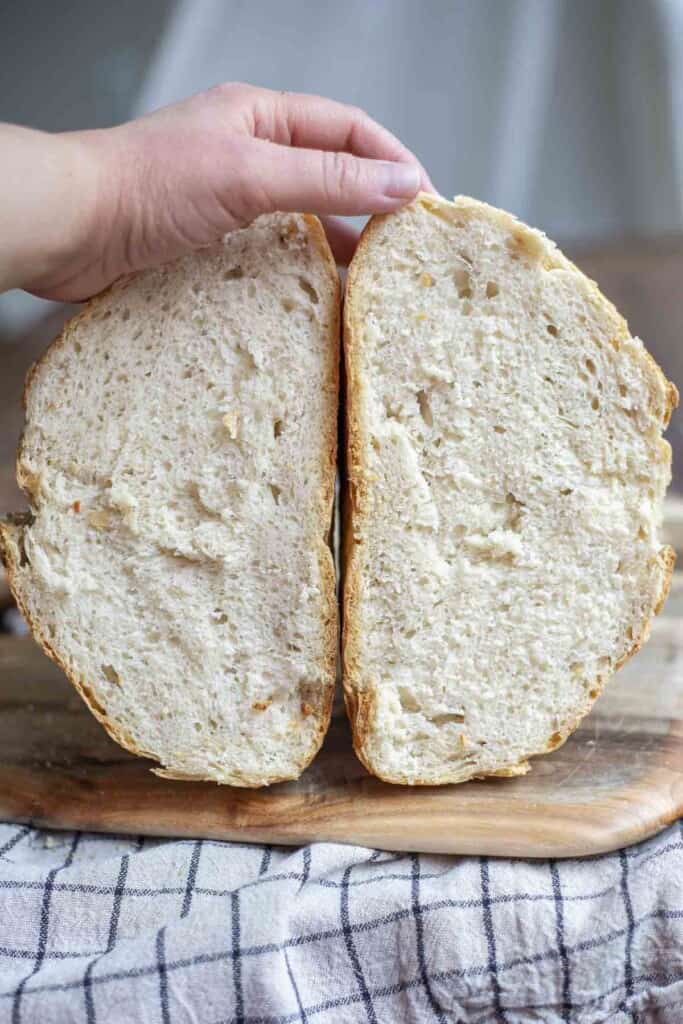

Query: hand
(1, 84), (433, 302)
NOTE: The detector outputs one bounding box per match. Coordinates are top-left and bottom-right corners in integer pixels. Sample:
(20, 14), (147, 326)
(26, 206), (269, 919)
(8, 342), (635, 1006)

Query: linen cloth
(0, 822), (682, 1023)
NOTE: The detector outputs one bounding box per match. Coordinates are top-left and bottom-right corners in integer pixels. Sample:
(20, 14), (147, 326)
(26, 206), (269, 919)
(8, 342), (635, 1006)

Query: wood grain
(1, 577), (682, 858)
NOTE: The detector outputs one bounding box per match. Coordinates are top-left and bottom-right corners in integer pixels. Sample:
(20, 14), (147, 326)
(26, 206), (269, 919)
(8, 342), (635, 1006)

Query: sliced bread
(343, 193), (677, 785)
(1, 213), (339, 786)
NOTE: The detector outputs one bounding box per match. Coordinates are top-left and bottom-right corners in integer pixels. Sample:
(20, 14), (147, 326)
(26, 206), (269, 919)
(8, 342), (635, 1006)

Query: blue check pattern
(0, 821), (682, 1023)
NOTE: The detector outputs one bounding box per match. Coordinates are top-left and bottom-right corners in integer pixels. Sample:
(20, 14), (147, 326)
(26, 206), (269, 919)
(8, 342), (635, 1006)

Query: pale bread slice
(343, 193), (677, 785)
(1, 213), (339, 786)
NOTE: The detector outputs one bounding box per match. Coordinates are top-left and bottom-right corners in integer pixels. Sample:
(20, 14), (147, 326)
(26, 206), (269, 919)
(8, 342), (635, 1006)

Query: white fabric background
(137, 0), (682, 242)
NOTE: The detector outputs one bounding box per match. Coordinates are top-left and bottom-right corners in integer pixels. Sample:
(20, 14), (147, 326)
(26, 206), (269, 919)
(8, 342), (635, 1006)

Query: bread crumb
(301, 702), (314, 716)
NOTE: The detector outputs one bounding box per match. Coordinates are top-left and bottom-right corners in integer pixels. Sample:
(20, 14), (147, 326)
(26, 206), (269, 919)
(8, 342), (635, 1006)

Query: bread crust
(342, 193), (677, 786)
(2, 214), (340, 787)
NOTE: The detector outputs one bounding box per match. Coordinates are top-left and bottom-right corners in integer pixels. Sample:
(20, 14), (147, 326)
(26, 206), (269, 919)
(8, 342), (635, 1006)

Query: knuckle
(324, 151), (359, 200)
(348, 104), (369, 123)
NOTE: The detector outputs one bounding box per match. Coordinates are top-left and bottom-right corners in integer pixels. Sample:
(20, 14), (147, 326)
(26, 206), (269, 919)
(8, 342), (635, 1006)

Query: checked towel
(0, 821), (682, 1023)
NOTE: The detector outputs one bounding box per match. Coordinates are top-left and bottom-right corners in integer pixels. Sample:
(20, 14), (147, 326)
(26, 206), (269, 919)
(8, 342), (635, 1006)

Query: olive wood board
(1, 575), (682, 858)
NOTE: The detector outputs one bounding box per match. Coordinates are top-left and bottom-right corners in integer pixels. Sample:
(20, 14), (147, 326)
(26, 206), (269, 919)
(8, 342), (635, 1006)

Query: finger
(320, 216), (361, 266)
(239, 139), (422, 217)
(248, 88), (435, 192)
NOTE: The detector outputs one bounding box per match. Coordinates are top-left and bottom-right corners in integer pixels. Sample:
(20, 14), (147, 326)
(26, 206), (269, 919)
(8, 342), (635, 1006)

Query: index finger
(247, 87), (435, 192)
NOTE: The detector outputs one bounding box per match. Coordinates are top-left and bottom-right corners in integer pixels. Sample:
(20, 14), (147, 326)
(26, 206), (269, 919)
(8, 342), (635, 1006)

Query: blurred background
(1, 0), (682, 617)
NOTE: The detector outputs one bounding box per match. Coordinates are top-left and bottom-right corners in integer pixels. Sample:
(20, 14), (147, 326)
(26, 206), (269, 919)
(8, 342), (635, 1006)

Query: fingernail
(379, 161), (421, 199)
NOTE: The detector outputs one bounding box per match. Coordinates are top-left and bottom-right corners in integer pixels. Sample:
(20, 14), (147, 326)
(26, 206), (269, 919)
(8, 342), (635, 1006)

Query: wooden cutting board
(1, 575), (682, 859)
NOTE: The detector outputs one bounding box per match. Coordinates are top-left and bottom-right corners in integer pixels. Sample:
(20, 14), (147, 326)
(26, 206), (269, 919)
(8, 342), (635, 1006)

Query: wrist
(0, 124), (114, 300)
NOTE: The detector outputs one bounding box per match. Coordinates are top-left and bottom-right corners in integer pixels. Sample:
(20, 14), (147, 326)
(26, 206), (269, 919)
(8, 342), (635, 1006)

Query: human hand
(1, 84), (433, 302)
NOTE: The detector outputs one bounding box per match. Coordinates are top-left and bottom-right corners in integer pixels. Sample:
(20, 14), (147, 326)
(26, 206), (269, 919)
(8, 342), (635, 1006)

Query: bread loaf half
(1, 213), (339, 786)
(343, 193), (677, 785)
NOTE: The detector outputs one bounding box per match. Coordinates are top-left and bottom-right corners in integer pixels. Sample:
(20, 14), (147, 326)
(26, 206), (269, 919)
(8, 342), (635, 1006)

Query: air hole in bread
(273, 419), (283, 438)
(585, 358), (597, 374)
(453, 267), (472, 299)
(101, 664), (120, 686)
(547, 324), (558, 337)
(591, 396), (600, 411)
(416, 390), (433, 427)
(269, 484), (282, 505)
(17, 534), (30, 568)
(298, 277), (319, 304)
(399, 687), (421, 712)
(383, 398), (398, 421)
(281, 298), (296, 314)
(486, 281), (499, 299)
(430, 712), (466, 725)
(224, 266), (243, 280)
(493, 424), (506, 434)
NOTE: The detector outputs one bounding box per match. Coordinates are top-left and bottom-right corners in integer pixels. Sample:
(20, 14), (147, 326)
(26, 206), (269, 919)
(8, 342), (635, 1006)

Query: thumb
(236, 138), (423, 217)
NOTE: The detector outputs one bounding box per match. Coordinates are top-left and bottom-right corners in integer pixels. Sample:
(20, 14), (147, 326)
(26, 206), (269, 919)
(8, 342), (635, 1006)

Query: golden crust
(342, 192), (677, 786)
(293, 213), (341, 780)
(2, 214), (340, 788)
(654, 545), (676, 615)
